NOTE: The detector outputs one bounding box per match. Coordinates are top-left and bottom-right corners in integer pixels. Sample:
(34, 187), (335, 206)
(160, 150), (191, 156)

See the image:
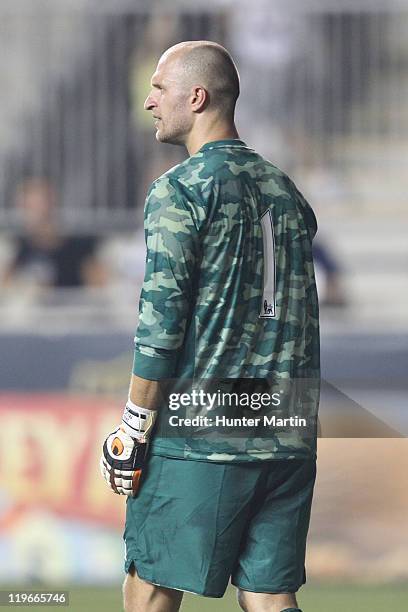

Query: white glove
(121, 399), (157, 442)
(100, 400), (157, 496)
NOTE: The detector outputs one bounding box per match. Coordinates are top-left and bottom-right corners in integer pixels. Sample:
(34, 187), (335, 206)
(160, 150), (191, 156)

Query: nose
(144, 92), (157, 111)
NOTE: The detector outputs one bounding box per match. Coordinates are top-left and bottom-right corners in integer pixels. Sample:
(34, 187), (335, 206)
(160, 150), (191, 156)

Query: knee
(236, 588), (298, 612)
(122, 567), (135, 612)
(237, 589), (250, 612)
(123, 564), (182, 612)
(123, 565), (148, 612)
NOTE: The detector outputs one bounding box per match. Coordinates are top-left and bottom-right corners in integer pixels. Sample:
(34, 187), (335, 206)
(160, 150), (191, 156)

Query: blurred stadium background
(0, 0), (407, 610)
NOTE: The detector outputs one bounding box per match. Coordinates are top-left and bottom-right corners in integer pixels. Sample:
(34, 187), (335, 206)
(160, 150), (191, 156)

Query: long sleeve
(133, 176), (199, 380)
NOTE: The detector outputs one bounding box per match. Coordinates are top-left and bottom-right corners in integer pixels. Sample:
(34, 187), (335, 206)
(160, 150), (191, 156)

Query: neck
(185, 122), (240, 156)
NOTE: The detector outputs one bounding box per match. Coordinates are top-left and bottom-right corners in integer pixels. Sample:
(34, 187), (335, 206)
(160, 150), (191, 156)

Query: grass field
(2, 584), (407, 611)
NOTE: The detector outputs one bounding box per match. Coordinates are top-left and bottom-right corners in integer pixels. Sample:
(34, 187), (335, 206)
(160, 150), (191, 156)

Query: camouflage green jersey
(133, 139), (320, 462)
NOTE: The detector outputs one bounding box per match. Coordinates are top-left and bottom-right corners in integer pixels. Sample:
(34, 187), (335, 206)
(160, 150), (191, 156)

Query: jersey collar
(199, 139), (249, 152)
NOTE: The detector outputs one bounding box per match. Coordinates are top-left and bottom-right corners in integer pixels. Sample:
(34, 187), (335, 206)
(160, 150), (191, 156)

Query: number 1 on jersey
(259, 209), (276, 318)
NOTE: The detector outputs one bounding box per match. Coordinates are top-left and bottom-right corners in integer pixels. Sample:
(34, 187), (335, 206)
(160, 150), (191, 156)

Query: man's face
(144, 54), (193, 145)
(17, 184), (55, 230)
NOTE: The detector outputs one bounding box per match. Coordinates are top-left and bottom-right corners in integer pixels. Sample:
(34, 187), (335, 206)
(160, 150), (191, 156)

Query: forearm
(128, 374), (166, 411)
(121, 373), (168, 441)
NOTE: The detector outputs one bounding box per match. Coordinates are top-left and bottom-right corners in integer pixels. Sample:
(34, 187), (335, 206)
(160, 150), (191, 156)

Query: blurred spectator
(297, 159), (348, 308)
(2, 178), (108, 290)
(129, 13), (186, 202)
(227, 0), (314, 164)
(313, 241), (346, 307)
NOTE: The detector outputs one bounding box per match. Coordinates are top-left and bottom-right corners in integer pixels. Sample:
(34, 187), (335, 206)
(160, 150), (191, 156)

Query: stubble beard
(155, 113), (191, 146)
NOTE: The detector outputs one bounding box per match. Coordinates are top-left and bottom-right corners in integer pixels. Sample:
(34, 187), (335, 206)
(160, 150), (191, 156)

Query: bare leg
(237, 589), (299, 612)
(123, 564), (183, 612)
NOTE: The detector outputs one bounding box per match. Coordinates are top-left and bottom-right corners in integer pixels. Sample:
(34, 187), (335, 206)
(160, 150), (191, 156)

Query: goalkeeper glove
(100, 400), (157, 496)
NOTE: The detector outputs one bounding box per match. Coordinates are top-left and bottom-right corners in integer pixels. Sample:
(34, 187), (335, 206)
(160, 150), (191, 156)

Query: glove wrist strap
(122, 399), (157, 440)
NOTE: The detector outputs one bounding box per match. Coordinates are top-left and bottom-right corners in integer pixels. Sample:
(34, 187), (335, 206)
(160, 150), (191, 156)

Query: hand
(100, 400), (157, 496)
(100, 426), (149, 496)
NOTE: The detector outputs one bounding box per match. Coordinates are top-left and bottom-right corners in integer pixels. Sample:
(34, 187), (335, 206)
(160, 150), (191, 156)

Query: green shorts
(124, 455), (316, 597)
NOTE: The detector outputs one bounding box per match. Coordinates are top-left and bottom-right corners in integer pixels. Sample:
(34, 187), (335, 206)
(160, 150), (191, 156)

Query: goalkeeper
(101, 40), (319, 612)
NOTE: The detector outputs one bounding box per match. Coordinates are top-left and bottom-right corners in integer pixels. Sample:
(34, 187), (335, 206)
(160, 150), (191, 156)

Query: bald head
(144, 40), (240, 149)
(163, 41), (240, 118)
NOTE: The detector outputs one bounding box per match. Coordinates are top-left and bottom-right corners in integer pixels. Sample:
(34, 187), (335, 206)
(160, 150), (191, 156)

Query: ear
(190, 86), (209, 112)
